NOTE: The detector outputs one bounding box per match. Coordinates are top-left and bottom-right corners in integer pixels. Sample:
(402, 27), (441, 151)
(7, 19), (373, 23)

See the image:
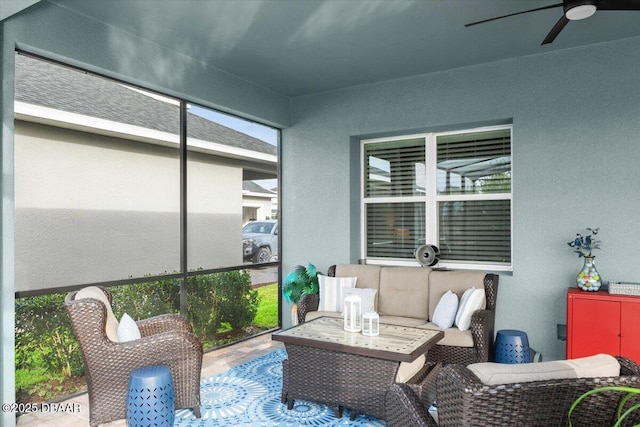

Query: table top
(272, 316), (443, 362)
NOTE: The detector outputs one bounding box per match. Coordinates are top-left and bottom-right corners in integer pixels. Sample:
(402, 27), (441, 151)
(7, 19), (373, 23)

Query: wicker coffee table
(272, 316), (443, 420)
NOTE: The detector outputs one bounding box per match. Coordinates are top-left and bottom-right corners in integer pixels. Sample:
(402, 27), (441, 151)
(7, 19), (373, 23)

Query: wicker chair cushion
(379, 267), (430, 319)
(418, 323), (474, 347)
(427, 271), (488, 320)
(468, 353), (620, 385)
(76, 286), (119, 342)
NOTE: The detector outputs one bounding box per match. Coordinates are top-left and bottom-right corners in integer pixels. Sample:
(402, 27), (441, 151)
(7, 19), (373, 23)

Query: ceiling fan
(465, 0), (640, 45)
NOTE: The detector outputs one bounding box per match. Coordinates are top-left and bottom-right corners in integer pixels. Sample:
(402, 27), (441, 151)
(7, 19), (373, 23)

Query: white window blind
(366, 202), (426, 259)
(364, 138), (425, 197)
(436, 129), (511, 265)
(362, 126), (512, 270)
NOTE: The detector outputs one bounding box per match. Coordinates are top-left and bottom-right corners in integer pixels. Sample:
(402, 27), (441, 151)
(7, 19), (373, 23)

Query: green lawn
(254, 283), (278, 328)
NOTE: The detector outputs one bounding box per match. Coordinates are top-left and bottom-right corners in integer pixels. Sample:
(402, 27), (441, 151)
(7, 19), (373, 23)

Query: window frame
(361, 125), (513, 271)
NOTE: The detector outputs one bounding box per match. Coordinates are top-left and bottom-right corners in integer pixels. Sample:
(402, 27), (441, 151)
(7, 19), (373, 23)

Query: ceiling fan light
(565, 4), (597, 20)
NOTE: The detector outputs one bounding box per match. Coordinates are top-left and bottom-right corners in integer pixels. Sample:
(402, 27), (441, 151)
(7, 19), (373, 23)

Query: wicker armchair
(297, 265), (499, 365)
(385, 356), (640, 427)
(65, 287), (202, 427)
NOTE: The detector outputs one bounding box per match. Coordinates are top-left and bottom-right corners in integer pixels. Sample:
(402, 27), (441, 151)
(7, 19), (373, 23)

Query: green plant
(15, 293), (85, 379)
(187, 270), (259, 340)
(282, 263), (319, 305)
(110, 277), (180, 319)
(568, 385), (640, 427)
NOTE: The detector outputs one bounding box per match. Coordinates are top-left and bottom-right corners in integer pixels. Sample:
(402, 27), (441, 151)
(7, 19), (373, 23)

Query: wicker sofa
(384, 354), (640, 427)
(297, 264), (499, 365)
(65, 286), (202, 427)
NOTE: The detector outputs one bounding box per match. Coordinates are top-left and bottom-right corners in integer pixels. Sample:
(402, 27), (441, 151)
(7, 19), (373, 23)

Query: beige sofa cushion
(468, 353), (620, 386)
(379, 267), (430, 319)
(428, 270), (487, 321)
(76, 286), (119, 342)
(379, 315), (426, 328)
(419, 322), (474, 347)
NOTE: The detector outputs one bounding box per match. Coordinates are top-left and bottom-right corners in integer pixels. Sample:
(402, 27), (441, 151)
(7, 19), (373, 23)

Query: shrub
(187, 270), (259, 339)
(110, 277), (180, 320)
(15, 293), (84, 379)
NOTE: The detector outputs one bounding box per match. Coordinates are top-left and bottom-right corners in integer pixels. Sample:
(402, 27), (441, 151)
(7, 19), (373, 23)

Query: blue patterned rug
(174, 348), (385, 426)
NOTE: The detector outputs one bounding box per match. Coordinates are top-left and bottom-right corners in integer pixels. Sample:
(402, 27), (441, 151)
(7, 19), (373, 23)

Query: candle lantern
(362, 311), (380, 336)
(343, 294), (362, 332)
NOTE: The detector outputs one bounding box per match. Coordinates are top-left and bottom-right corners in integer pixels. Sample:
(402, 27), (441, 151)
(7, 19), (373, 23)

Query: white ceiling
(47, 0), (640, 97)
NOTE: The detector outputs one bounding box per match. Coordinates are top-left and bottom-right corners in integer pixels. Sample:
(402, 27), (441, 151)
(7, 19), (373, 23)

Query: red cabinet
(567, 288), (640, 363)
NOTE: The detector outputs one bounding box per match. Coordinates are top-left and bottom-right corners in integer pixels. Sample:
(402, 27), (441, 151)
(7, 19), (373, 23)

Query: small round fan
(414, 244), (440, 267)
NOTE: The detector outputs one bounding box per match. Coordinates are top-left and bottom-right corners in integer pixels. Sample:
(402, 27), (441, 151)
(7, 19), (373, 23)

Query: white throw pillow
(117, 313), (141, 342)
(342, 287), (377, 314)
(455, 288), (486, 331)
(317, 274), (357, 312)
(431, 290), (459, 329)
(454, 287), (475, 327)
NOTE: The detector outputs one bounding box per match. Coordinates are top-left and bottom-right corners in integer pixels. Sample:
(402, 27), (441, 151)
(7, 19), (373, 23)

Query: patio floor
(16, 332), (284, 427)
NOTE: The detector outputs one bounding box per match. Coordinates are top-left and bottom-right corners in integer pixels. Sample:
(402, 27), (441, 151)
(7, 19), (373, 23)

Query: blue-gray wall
(2, 2), (640, 423)
(1, 2), (289, 424)
(282, 36), (640, 362)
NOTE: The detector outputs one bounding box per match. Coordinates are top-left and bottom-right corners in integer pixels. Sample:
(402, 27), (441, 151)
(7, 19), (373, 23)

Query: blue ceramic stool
(495, 329), (530, 364)
(127, 365), (175, 427)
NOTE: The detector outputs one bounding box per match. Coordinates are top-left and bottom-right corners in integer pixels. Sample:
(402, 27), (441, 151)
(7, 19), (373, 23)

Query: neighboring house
(242, 181), (278, 223)
(13, 54), (277, 292)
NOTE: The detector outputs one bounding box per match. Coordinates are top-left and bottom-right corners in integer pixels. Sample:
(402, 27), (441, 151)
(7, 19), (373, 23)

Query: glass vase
(577, 256), (601, 291)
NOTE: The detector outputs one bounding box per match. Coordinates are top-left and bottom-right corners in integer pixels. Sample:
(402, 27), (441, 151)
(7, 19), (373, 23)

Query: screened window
(362, 126), (512, 270)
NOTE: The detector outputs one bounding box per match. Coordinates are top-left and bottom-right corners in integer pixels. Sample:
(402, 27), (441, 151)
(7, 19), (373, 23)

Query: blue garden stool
(495, 329), (531, 364)
(127, 365), (175, 427)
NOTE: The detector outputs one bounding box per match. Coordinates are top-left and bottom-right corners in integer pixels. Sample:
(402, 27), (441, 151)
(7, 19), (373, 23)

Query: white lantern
(362, 311), (380, 336)
(343, 294), (362, 332)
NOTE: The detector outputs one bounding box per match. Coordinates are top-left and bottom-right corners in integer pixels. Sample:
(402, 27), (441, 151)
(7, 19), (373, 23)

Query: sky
(189, 105), (278, 146)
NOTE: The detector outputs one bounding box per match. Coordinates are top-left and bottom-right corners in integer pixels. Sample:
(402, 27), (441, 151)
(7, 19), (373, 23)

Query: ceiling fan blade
(598, 0), (640, 10)
(465, 2), (563, 27)
(542, 14), (570, 45)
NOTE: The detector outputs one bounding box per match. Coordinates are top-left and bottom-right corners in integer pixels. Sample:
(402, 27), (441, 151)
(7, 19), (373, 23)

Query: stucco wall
(15, 121), (243, 291)
(282, 36), (640, 361)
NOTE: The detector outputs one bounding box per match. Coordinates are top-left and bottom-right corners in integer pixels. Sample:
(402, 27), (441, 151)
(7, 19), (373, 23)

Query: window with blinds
(364, 138), (425, 197)
(362, 126), (512, 270)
